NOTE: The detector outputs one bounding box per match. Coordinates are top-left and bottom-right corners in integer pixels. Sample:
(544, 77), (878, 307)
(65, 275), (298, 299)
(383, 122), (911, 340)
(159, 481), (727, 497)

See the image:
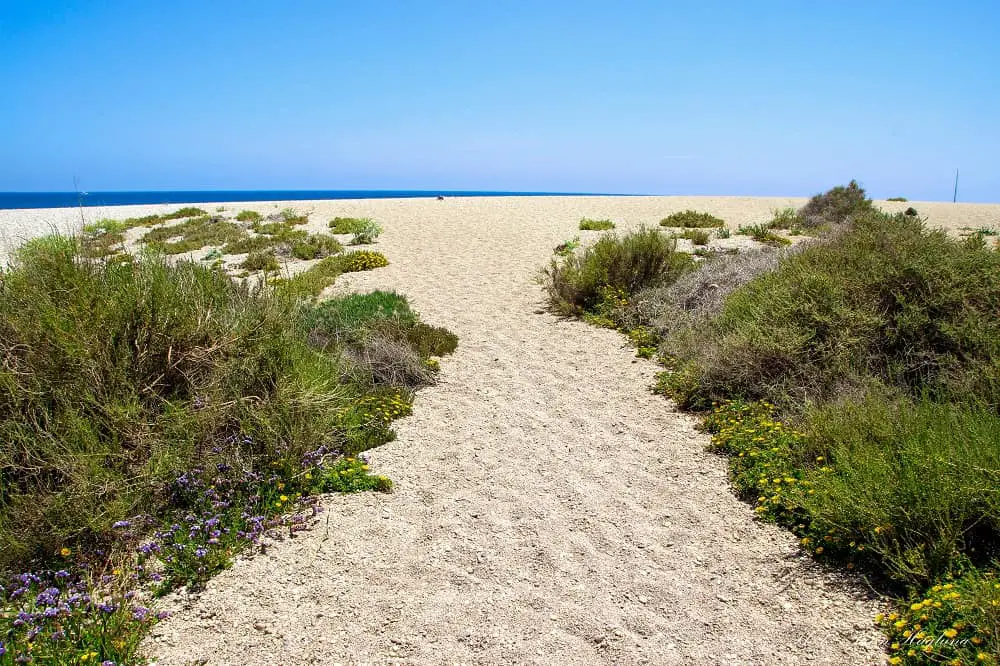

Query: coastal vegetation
(545, 183), (1000, 664)
(578, 218), (615, 231)
(0, 210), (447, 663)
(660, 210), (725, 228)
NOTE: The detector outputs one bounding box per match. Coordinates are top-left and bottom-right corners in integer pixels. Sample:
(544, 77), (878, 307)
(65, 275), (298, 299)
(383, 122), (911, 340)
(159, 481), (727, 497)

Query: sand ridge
(6, 195), (992, 664)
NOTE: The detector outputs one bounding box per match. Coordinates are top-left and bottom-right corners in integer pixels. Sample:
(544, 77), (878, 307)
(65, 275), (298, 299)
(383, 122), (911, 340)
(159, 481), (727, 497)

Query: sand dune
(5, 196), (997, 664)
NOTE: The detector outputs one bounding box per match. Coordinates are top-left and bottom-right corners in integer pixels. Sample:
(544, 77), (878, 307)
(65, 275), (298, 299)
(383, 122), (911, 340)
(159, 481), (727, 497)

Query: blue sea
(0, 190), (601, 210)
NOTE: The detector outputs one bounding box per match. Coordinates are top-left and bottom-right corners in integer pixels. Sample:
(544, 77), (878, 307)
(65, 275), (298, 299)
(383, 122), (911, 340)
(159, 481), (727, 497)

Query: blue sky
(1, 1), (998, 200)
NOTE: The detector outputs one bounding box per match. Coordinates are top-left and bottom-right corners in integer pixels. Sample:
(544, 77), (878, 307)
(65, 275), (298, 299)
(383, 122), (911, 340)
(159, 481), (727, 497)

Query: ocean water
(0, 190), (598, 210)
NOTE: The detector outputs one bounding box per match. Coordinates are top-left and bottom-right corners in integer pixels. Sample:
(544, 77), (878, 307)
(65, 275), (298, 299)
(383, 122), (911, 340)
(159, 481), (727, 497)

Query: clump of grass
(579, 218), (615, 231)
(678, 229), (710, 245)
(350, 219), (383, 245)
(887, 196), (908, 202)
(163, 207), (208, 220)
(660, 211), (725, 228)
(542, 227), (694, 316)
(328, 217), (362, 234)
(143, 216), (246, 254)
(737, 223), (791, 246)
(291, 234), (343, 260)
(716, 227), (731, 239)
(904, 207), (919, 217)
(765, 207), (804, 230)
(240, 249), (280, 272)
(253, 221), (298, 235)
(236, 210), (263, 223)
(279, 208), (309, 225)
(322, 216), (383, 245)
(799, 180), (873, 229)
(82, 218), (128, 235)
(222, 234), (281, 255)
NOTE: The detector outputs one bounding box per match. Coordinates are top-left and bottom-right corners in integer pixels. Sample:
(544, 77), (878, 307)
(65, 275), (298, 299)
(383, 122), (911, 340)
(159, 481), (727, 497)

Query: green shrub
(737, 223), (791, 246)
(679, 229), (710, 245)
(660, 211), (725, 228)
(163, 207), (208, 220)
(304, 292), (457, 388)
(222, 235), (279, 255)
(302, 291), (416, 336)
(340, 250), (389, 272)
(579, 218), (615, 231)
(329, 217), (367, 234)
(279, 208), (309, 225)
(887, 197), (908, 202)
(801, 397), (1000, 586)
(799, 180), (873, 228)
(664, 210), (1000, 411)
(766, 207), (804, 230)
(350, 219), (383, 245)
(542, 227), (694, 315)
(0, 240), (346, 568)
(292, 234), (344, 260)
(82, 218), (128, 235)
(716, 227), (731, 239)
(236, 210), (263, 223)
(273, 252), (389, 300)
(240, 250), (280, 272)
(143, 217), (246, 254)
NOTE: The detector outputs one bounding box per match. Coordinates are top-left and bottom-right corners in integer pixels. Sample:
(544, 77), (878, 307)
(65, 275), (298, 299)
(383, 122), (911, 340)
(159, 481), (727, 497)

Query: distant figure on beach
(436, 195), (445, 201)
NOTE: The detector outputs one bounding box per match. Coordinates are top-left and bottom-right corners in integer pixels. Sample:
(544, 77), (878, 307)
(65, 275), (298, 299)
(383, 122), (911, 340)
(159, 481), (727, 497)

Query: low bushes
(799, 179), (873, 229)
(737, 223), (791, 246)
(240, 249), (280, 271)
(579, 218), (615, 231)
(142, 216), (246, 254)
(0, 238), (451, 663)
(662, 210), (1000, 412)
(329, 217), (368, 234)
(766, 207), (804, 230)
(235, 210), (262, 223)
(306, 292), (457, 389)
(660, 210), (725, 228)
(677, 228), (710, 245)
(542, 227), (693, 315)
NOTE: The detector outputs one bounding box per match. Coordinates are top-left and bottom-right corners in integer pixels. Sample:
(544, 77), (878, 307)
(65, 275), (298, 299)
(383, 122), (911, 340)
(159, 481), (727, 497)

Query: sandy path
(9, 195), (989, 663)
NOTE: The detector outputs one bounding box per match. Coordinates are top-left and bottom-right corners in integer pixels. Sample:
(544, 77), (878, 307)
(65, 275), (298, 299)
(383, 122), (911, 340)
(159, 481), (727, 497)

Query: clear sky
(1, 0), (998, 201)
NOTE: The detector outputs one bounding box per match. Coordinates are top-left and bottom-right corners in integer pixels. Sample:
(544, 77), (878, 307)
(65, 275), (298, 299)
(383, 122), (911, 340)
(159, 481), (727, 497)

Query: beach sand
(4, 196), (998, 664)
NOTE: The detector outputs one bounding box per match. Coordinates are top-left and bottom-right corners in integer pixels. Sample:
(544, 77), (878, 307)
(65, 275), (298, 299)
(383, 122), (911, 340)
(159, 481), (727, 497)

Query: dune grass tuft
(660, 210), (725, 228)
(578, 218), (615, 231)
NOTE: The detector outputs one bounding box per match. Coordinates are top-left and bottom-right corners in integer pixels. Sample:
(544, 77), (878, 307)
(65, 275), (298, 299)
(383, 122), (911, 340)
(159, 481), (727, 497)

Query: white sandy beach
(3, 195), (999, 664)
